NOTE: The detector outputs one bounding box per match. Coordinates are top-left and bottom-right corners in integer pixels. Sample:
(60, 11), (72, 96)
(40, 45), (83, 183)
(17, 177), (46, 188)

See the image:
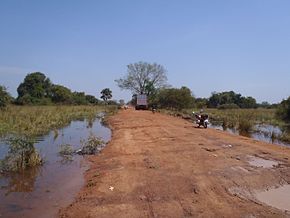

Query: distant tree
(207, 91), (257, 108)
(51, 85), (72, 103)
(115, 61), (168, 96)
(0, 85), (12, 108)
(100, 88), (112, 103)
(156, 86), (195, 110)
(130, 94), (137, 106)
(258, 101), (271, 108)
(72, 92), (87, 105)
(195, 98), (208, 109)
(239, 96), (257, 108)
(85, 95), (99, 104)
(119, 99), (125, 106)
(276, 97), (290, 123)
(17, 72), (52, 104)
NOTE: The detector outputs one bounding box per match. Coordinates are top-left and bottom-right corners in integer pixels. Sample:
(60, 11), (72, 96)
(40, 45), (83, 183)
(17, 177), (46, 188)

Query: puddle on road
(255, 185), (290, 212)
(0, 116), (111, 218)
(247, 156), (279, 168)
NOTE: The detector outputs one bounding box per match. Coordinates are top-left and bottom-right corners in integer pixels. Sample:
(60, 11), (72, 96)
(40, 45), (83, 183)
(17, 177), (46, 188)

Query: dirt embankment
(60, 109), (290, 218)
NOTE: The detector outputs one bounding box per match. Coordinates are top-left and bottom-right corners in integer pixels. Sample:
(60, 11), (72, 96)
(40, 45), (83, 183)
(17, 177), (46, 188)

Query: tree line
(1, 62), (289, 123)
(116, 61), (290, 122)
(0, 72), (113, 106)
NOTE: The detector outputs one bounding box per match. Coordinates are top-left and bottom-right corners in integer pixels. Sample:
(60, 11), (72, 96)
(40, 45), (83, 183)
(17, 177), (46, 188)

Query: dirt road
(60, 109), (290, 217)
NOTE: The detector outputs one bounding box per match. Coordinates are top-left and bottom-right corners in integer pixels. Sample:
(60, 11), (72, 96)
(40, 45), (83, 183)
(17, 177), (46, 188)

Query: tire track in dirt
(60, 109), (290, 218)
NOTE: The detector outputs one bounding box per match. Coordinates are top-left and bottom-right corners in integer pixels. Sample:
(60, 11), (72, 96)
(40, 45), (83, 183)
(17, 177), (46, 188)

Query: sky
(0, 0), (290, 103)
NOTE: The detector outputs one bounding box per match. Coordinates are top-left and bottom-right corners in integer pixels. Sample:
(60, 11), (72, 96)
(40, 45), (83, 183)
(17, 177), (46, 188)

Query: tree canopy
(16, 72), (101, 105)
(208, 91), (257, 109)
(115, 61), (168, 95)
(155, 86), (195, 110)
(277, 97), (290, 122)
(100, 88), (112, 103)
(17, 72), (52, 104)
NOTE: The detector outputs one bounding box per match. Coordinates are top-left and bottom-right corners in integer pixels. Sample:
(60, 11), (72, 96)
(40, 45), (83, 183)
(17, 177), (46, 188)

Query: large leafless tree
(115, 62), (168, 95)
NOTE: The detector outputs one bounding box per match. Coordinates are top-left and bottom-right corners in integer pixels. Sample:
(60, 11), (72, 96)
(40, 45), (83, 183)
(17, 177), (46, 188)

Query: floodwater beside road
(0, 116), (111, 218)
(210, 123), (290, 147)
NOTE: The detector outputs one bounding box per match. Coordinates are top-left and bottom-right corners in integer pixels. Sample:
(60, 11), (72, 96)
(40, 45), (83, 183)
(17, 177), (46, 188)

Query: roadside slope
(60, 109), (290, 217)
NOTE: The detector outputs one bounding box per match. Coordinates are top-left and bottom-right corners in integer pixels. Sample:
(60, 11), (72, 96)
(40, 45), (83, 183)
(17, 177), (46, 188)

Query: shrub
(79, 134), (104, 155)
(0, 136), (43, 172)
(59, 144), (74, 156)
(276, 97), (290, 123)
(0, 85), (12, 108)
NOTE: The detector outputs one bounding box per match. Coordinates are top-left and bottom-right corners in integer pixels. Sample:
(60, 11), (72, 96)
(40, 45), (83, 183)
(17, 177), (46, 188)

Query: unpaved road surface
(60, 110), (290, 217)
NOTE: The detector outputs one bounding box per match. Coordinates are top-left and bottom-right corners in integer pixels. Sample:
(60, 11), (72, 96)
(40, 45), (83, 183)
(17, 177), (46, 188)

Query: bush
(156, 86), (195, 110)
(0, 85), (12, 108)
(79, 134), (104, 155)
(276, 97), (290, 123)
(0, 136), (43, 172)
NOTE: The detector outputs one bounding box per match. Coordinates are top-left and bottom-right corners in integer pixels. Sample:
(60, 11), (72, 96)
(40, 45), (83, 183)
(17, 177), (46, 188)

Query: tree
(0, 85), (12, 108)
(119, 99), (125, 106)
(276, 97), (290, 123)
(17, 72), (52, 104)
(156, 86), (195, 110)
(207, 91), (257, 108)
(100, 88), (112, 103)
(239, 96), (257, 109)
(72, 92), (87, 105)
(51, 85), (72, 103)
(115, 61), (168, 95)
(86, 95), (99, 104)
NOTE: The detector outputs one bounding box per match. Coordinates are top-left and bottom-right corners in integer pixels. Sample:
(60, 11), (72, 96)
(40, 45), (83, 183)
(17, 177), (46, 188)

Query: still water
(210, 123), (290, 147)
(0, 116), (111, 218)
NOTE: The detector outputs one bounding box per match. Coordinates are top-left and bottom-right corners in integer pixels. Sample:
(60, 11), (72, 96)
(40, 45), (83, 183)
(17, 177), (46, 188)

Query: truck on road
(135, 94), (148, 110)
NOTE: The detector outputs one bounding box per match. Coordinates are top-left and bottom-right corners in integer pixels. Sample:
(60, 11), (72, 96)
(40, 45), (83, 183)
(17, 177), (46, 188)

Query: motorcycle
(192, 111), (209, 128)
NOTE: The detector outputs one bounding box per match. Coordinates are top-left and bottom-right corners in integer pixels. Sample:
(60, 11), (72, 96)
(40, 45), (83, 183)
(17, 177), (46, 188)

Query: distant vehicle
(135, 94), (148, 110)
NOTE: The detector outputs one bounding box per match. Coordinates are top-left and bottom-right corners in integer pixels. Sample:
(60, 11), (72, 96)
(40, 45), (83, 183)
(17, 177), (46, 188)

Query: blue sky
(0, 0), (289, 103)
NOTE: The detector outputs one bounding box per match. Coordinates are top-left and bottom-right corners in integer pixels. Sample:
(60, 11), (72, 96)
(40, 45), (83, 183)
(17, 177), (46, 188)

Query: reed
(0, 105), (117, 137)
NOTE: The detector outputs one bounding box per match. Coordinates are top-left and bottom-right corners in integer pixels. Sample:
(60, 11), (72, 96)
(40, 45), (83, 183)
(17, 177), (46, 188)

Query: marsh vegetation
(0, 105), (116, 137)
(161, 108), (290, 145)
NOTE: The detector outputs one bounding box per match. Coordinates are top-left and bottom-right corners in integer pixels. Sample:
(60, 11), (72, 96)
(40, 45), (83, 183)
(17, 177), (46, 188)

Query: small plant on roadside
(59, 144), (74, 156)
(79, 133), (104, 155)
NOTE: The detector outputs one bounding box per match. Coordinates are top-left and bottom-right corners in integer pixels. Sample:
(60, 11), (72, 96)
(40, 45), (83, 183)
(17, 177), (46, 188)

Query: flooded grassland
(0, 106), (115, 218)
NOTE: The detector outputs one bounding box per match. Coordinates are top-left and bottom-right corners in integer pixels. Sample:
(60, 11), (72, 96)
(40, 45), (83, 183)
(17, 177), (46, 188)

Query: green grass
(179, 108), (282, 127)
(0, 105), (117, 137)
(160, 108), (290, 144)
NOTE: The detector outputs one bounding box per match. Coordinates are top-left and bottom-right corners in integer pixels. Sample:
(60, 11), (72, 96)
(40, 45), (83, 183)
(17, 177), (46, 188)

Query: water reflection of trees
(1, 166), (40, 195)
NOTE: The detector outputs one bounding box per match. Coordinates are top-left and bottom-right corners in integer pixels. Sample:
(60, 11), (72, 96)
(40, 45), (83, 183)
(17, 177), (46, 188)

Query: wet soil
(60, 109), (290, 217)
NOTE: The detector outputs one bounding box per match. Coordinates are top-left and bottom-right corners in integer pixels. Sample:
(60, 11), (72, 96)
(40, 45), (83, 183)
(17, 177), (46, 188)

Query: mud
(60, 109), (290, 218)
(247, 155), (279, 168)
